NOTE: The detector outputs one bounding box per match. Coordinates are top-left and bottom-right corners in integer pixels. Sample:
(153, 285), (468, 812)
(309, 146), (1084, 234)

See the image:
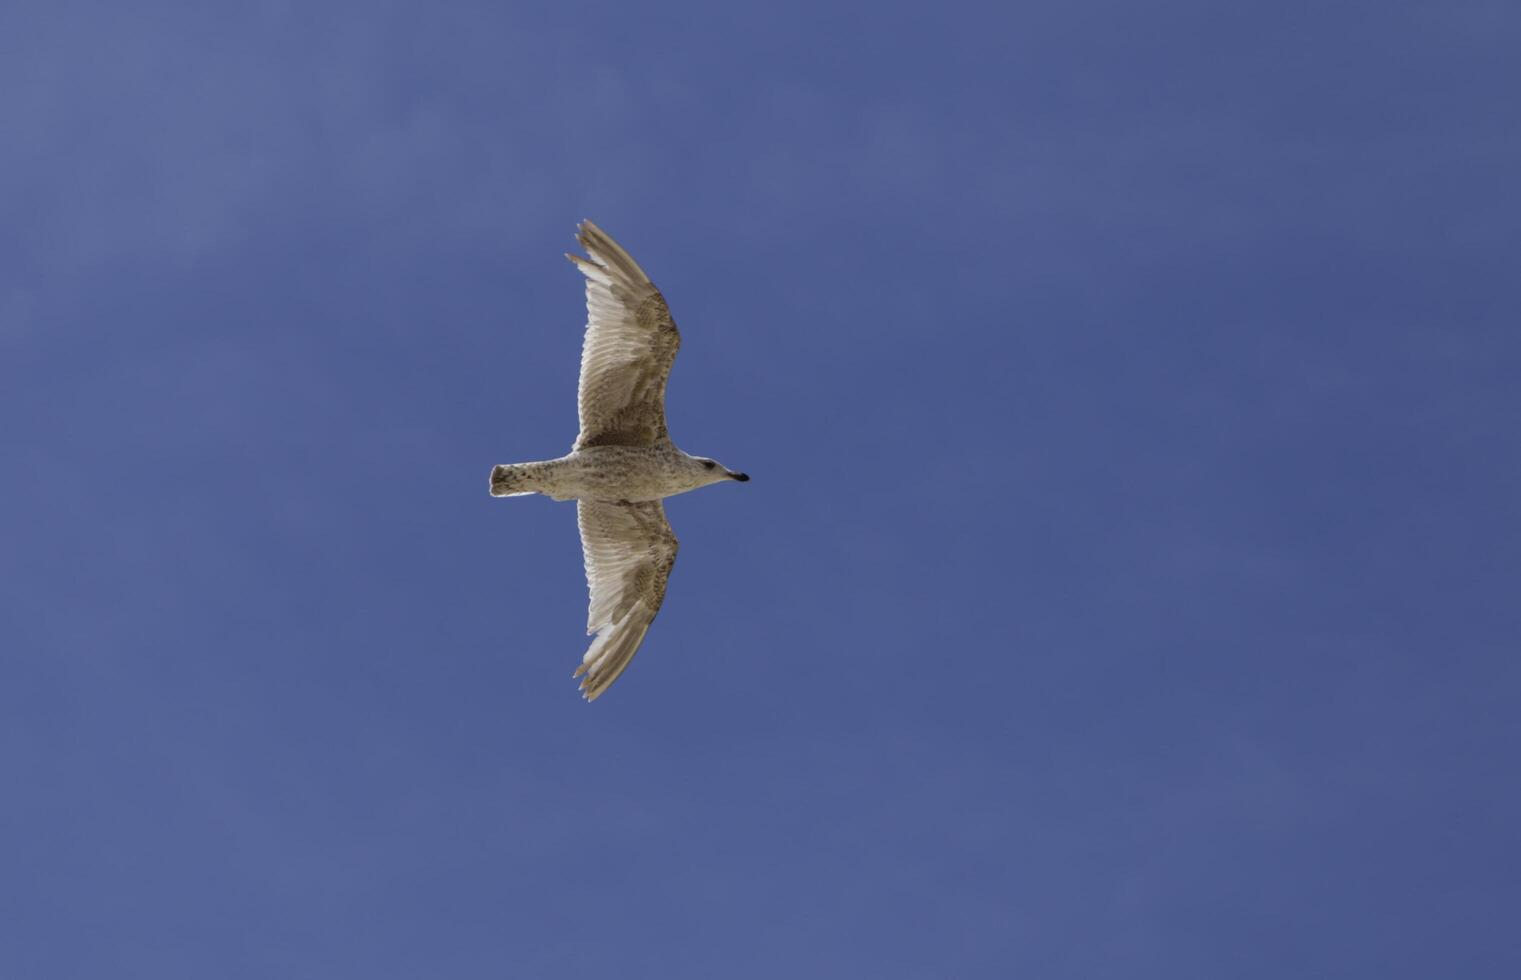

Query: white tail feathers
(489, 464), (537, 497)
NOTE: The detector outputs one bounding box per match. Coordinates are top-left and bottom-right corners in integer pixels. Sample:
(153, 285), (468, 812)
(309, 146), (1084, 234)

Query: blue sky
(3, 1), (1519, 976)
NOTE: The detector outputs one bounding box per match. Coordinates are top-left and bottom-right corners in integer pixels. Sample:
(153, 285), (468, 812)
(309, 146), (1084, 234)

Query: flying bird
(489, 220), (749, 700)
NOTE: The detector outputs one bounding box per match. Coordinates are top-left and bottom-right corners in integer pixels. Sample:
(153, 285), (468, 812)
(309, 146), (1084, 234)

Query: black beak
(730, 472), (750, 482)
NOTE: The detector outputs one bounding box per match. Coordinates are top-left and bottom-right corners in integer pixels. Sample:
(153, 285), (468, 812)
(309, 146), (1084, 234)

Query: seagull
(489, 220), (749, 701)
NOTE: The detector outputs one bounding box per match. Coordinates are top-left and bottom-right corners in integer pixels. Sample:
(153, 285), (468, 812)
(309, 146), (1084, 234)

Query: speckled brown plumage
(488, 220), (749, 701)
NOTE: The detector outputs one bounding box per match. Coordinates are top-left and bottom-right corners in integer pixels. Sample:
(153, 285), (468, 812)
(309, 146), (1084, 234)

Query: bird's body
(488, 220), (748, 700)
(491, 444), (735, 503)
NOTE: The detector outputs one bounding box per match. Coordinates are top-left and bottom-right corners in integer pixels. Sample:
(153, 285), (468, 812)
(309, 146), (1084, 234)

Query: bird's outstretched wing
(566, 221), (681, 450)
(575, 499), (680, 700)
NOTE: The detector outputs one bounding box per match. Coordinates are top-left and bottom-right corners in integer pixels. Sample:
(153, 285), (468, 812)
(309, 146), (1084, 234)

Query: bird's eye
(701, 460), (716, 470)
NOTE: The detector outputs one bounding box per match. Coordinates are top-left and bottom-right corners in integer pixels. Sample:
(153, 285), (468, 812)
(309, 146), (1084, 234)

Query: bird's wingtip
(576, 672), (603, 702)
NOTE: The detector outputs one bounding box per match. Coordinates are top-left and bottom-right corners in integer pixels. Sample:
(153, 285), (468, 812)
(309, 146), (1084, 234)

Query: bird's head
(689, 455), (749, 487)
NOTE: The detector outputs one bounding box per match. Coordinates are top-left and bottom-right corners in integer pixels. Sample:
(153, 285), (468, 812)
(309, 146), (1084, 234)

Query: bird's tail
(489, 463), (539, 497)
